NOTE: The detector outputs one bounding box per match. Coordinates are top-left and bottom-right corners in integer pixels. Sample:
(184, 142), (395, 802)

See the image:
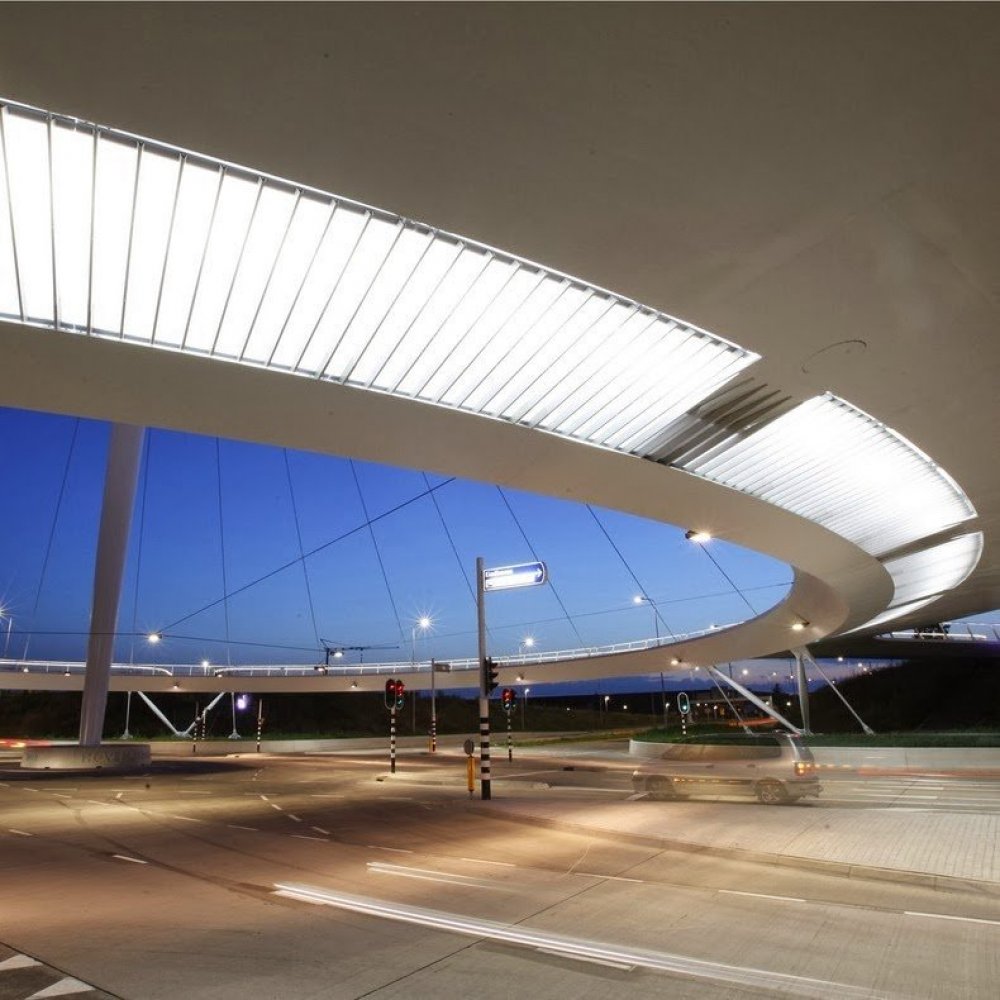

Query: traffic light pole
(390, 705), (396, 774)
(476, 556), (491, 800)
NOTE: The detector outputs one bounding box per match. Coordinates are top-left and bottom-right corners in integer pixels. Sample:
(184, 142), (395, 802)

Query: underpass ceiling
(0, 3), (997, 629)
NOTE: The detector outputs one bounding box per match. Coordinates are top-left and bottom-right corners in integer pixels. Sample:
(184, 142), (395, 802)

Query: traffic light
(385, 678), (396, 708)
(486, 657), (500, 694)
(501, 687), (517, 712)
(395, 679), (405, 710)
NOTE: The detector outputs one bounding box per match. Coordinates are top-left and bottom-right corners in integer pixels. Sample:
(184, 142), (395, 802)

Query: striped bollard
(507, 711), (512, 762)
(479, 697), (491, 800)
(390, 706), (397, 774)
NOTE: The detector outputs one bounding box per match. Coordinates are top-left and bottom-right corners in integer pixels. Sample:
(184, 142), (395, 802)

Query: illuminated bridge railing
(0, 623), (742, 680)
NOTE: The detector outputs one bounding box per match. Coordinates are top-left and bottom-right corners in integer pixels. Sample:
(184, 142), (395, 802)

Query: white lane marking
(8, 828), (33, 836)
(270, 803), (283, 811)
(576, 872), (644, 883)
(259, 794), (270, 801)
(378, 795), (415, 802)
(24, 974), (96, 997)
(366, 862), (504, 891)
(273, 884), (880, 998)
(536, 946), (635, 970)
(460, 858), (516, 867)
(52, 793), (73, 799)
(168, 815), (204, 823)
(292, 834), (328, 842)
(288, 814), (303, 822)
(0, 954), (41, 970)
(311, 826), (331, 835)
(367, 845), (412, 854)
(228, 824), (258, 831)
(115, 792), (124, 801)
(905, 911), (1000, 927)
(309, 793), (345, 798)
(719, 889), (806, 903)
(86, 800), (108, 806)
(112, 854), (148, 865)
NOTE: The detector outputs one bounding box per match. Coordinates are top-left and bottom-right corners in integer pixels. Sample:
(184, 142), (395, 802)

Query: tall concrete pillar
(78, 423), (146, 747)
(792, 647), (812, 735)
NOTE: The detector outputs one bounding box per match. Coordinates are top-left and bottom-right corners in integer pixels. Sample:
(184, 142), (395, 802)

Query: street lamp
(412, 617), (433, 750)
(522, 686), (530, 730)
(633, 594), (659, 642)
(519, 635), (535, 657)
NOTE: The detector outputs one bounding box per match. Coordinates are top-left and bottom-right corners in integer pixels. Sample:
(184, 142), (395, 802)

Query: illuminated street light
(147, 632), (161, 644)
(684, 529), (712, 543)
(333, 649), (344, 660)
(791, 620), (809, 632)
(412, 617), (435, 752)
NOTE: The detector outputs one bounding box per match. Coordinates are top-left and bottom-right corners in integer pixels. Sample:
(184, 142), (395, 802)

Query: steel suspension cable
(585, 505), (677, 639)
(284, 449), (321, 648)
(496, 486), (587, 647)
(697, 544), (760, 616)
(349, 459), (405, 642)
(422, 472), (476, 607)
(158, 475), (455, 633)
(215, 438), (232, 665)
(23, 417), (80, 659)
(129, 430), (153, 664)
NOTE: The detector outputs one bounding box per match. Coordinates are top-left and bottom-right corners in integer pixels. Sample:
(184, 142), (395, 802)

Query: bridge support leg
(79, 424), (146, 747)
(706, 666), (802, 734)
(794, 646), (875, 735)
(792, 648), (812, 735)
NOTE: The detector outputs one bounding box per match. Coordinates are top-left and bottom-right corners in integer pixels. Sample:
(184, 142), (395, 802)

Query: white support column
(137, 691), (183, 737)
(792, 647), (812, 735)
(706, 666), (802, 735)
(796, 646), (875, 736)
(79, 424), (146, 747)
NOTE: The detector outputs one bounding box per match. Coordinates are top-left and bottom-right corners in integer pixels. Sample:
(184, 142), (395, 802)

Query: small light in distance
(147, 632), (161, 644)
(684, 529), (711, 543)
(333, 650), (344, 659)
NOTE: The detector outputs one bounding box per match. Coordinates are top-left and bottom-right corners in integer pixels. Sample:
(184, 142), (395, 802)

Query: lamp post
(522, 687), (530, 730)
(633, 594), (659, 643)
(413, 617), (433, 749)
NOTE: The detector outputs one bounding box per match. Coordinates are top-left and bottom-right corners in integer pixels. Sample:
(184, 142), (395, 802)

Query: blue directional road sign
(482, 561), (548, 592)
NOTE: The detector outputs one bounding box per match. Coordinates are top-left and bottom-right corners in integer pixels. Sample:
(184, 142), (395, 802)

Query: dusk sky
(0, 405), (799, 688)
(9, 403), (992, 698)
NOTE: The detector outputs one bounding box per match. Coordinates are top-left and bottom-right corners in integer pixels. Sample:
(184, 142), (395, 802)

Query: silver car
(632, 732), (821, 805)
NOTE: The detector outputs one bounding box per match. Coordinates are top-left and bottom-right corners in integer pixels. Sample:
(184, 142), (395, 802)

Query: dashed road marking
(368, 845), (412, 854)
(905, 911), (1000, 927)
(112, 854), (148, 864)
(227, 824), (258, 831)
(8, 828), (33, 836)
(719, 889), (806, 903)
(460, 858), (516, 867)
(312, 826), (331, 835)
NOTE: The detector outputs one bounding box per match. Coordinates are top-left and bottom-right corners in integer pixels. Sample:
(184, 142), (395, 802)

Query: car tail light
(794, 761), (815, 776)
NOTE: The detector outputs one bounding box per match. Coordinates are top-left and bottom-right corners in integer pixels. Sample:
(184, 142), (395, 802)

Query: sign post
(476, 557), (491, 800)
(477, 557), (549, 801)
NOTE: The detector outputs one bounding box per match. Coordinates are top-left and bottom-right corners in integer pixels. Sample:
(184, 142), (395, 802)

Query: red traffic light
(394, 679), (405, 708)
(385, 679), (396, 699)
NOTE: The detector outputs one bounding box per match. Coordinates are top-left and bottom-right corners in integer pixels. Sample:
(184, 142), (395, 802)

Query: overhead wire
(215, 438), (232, 665)
(158, 475), (456, 633)
(23, 416), (80, 659)
(585, 504), (677, 639)
(496, 486), (587, 647)
(284, 449), (321, 648)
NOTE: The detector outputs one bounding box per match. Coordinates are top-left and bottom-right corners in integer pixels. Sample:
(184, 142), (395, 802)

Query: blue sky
(0, 405), (797, 688)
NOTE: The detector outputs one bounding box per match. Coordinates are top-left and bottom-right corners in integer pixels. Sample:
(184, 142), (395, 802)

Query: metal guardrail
(0, 621), (742, 679)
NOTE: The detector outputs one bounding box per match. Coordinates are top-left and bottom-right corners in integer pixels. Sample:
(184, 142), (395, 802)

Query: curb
(482, 803), (1000, 898)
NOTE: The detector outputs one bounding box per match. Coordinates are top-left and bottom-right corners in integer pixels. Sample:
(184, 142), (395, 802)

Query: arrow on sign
(482, 561), (548, 592)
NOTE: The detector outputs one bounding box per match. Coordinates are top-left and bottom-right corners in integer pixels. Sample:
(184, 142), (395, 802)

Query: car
(632, 732), (821, 805)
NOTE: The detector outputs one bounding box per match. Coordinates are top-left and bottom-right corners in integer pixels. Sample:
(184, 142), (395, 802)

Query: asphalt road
(1, 751), (997, 1000)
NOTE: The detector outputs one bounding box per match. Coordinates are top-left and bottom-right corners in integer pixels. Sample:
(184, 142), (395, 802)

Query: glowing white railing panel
(0, 99), (755, 459)
(682, 394), (976, 557)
